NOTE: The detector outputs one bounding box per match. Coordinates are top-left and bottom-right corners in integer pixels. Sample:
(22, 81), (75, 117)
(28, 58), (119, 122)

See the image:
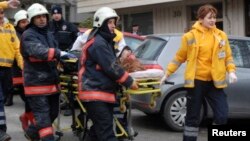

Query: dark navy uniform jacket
(49, 19), (79, 51)
(21, 25), (61, 96)
(78, 33), (133, 103)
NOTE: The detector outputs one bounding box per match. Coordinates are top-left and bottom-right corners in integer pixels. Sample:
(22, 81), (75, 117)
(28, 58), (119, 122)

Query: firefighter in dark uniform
(12, 9), (35, 132)
(4, 10), (29, 107)
(49, 5), (79, 51)
(21, 3), (73, 141)
(78, 7), (138, 141)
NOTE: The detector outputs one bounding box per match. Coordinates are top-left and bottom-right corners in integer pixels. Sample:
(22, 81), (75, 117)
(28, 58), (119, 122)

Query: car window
(229, 39), (250, 68)
(124, 36), (143, 51)
(135, 38), (166, 60)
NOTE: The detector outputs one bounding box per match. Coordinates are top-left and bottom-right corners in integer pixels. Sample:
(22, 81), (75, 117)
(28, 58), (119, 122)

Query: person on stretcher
(117, 46), (164, 80)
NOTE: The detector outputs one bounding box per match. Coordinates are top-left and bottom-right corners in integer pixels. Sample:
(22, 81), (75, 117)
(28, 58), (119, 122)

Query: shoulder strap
(87, 28), (98, 41)
(80, 37), (95, 65)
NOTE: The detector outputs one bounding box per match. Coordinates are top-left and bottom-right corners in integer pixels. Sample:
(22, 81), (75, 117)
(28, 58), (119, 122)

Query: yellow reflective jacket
(166, 21), (236, 88)
(0, 22), (23, 69)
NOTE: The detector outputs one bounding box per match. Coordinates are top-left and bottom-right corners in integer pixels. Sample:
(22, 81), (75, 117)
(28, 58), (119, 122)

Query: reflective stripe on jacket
(166, 21), (236, 88)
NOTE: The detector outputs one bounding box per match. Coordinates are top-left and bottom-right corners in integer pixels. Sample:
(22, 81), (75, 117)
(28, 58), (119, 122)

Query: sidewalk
(5, 95), (79, 141)
(5, 95), (209, 141)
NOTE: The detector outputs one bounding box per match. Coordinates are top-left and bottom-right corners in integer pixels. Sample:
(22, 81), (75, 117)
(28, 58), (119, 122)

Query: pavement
(5, 95), (79, 141)
(5, 95), (208, 141)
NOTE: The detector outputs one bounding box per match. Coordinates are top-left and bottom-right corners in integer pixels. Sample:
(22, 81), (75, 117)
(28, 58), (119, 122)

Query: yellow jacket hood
(192, 21), (217, 34)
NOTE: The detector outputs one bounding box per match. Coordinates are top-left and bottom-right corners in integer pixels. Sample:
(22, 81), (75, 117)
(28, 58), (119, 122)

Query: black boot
(24, 129), (40, 141)
(0, 130), (11, 141)
(4, 93), (13, 106)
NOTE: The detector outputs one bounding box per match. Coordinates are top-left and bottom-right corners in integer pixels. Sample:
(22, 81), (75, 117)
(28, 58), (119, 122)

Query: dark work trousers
(17, 86), (31, 112)
(0, 67), (13, 131)
(26, 93), (60, 141)
(183, 79), (228, 141)
(84, 101), (118, 141)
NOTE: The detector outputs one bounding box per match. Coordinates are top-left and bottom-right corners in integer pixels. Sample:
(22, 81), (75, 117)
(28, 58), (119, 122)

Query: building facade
(77, 0), (247, 36)
(5, 0), (86, 24)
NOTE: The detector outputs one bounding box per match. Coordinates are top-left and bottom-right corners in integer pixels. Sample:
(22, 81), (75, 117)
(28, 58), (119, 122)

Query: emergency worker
(21, 3), (73, 141)
(49, 5), (79, 51)
(14, 10), (29, 38)
(0, 0), (21, 140)
(12, 9), (34, 131)
(78, 7), (138, 141)
(4, 10), (28, 107)
(71, 15), (135, 139)
(161, 4), (237, 141)
(48, 5), (79, 116)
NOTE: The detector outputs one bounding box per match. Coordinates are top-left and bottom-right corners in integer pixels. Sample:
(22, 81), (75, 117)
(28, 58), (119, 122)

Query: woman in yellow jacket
(161, 4), (237, 141)
(0, 1), (20, 141)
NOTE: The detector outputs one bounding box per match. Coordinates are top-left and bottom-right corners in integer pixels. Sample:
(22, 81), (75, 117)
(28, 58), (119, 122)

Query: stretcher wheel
(120, 104), (126, 113)
(149, 101), (156, 109)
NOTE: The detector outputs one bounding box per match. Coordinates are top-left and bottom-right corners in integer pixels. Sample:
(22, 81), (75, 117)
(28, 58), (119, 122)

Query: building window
(65, 5), (70, 21)
(245, 0), (250, 36)
(188, 3), (223, 30)
(46, 4), (52, 15)
(123, 12), (153, 35)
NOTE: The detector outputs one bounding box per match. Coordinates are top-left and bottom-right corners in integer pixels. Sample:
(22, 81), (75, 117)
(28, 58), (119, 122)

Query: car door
(225, 38), (250, 117)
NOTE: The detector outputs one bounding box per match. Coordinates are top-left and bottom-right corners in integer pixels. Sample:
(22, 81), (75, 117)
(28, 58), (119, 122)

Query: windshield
(134, 38), (166, 60)
(229, 39), (250, 68)
(124, 36), (144, 51)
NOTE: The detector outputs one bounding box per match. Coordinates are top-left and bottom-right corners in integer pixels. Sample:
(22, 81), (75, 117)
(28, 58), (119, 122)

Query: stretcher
(117, 78), (162, 140)
(55, 59), (162, 141)
(120, 78), (161, 113)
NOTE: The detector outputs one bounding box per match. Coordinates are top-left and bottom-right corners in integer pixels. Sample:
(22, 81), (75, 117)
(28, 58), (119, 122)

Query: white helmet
(14, 10), (28, 26)
(93, 7), (119, 27)
(27, 3), (48, 22)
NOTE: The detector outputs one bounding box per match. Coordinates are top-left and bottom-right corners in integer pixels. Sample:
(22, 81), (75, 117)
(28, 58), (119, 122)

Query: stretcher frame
(55, 60), (162, 141)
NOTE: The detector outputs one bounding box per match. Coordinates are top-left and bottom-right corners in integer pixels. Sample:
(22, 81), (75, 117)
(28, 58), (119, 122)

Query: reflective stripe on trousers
(183, 125), (199, 141)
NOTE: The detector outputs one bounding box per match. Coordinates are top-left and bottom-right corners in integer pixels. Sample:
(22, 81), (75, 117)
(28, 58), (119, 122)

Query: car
(132, 33), (250, 131)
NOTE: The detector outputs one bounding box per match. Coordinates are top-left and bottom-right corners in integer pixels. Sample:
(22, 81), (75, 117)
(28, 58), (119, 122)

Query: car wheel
(162, 91), (187, 132)
(162, 90), (204, 132)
